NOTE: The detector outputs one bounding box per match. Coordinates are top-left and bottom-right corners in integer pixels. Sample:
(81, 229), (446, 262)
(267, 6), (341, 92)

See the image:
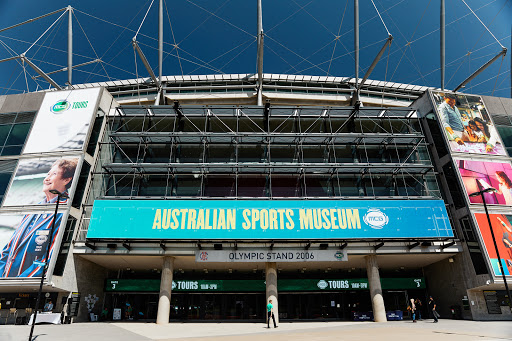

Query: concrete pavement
(1, 319), (511, 341)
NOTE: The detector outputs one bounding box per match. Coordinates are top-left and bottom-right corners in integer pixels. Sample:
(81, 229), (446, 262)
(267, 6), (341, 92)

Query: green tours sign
(105, 277), (425, 292)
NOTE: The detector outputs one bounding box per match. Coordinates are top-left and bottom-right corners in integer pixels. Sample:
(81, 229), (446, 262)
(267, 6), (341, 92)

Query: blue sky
(0, 0), (510, 97)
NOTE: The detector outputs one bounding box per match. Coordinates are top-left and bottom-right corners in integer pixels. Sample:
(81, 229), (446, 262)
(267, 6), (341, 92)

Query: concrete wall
(423, 254), (474, 320)
(0, 92), (45, 113)
(467, 290), (512, 321)
(52, 251), (108, 322)
(481, 96), (512, 117)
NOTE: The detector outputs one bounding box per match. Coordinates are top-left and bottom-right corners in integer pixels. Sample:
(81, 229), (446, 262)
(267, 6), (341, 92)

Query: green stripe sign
(105, 277), (425, 292)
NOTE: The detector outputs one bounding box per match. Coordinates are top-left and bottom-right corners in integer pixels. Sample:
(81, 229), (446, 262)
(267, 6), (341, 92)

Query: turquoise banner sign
(87, 199), (452, 240)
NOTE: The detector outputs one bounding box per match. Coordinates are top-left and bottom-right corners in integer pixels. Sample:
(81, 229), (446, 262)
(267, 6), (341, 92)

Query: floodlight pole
(158, 0), (163, 85)
(354, 0), (359, 90)
(256, 0), (264, 106)
(28, 191), (67, 341)
(441, 0), (445, 90)
(68, 6), (73, 87)
(472, 189), (511, 309)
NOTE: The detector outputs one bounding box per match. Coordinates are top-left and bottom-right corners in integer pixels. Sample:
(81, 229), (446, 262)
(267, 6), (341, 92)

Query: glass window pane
(144, 144), (171, 163)
(332, 146), (356, 163)
(270, 145), (297, 163)
(173, 175), (202, 196)
(238, 144), (266, 163)
(206, 144), (235, 163)
(305, 175), (332, 197)
(0, 125), (12, 146)
(237, 176), (267, 197)
(113, 144), (141, 163)
(271, 175), (303, 197)
(204, 176), (235, 197)
(369, 175), (395, 196)
(139, 175), (168, 196)
(336, 175), (364, 196)
(1, 145), (22, 156)
(497, 126), (512, 148)
(106, 175), (135, 196)
(176, 144), (203, 163)
(300, 117), (329, 133)
(302, 146), (326, 163)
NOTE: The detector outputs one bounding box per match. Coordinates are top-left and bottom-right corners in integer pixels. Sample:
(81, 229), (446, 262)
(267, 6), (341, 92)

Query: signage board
(473, 213), (512, 278)
(0, 211), (68, 278)
(455, 159), (512, 206)
(2, 156), (81, 207)
(113, 308), (122, 320)
(87, 199), (452, 240)
(430, 91), (506, 156)
(105, 277), (425, 292)
(23, 88), (101, 154)
(195, 249), (347, 262)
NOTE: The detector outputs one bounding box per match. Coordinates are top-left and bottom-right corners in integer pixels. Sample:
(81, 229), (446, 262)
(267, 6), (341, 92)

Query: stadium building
(0, 2), (510, 325)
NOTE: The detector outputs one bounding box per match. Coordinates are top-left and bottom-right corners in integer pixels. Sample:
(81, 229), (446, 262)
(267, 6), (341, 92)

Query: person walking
(428, 296), (438, 323)
(408, 298), (417, 323)
(267, 299), (277, 328)
(414, 298), (423, 320)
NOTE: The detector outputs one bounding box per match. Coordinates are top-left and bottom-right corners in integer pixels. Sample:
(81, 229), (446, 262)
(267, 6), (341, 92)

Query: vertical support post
(256, 0), (264, 106)
(366, 255), (387, 322)
(156, 256), (174, 324)
(159, 0), (163, 85)
(353, 0), (360, 104)
(265, 262), (279, 325)
(67, 6), (73, 87)
(441, 0), (445, 90)
(480, 193), (512, 309)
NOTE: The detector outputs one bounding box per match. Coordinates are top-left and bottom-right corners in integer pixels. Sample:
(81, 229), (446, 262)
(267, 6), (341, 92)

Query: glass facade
(88, 106), (441, 201)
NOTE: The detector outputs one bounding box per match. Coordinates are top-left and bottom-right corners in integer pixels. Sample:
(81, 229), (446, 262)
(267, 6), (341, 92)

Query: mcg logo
(362, 209), (389, 229)
(51, 100), (71, 114)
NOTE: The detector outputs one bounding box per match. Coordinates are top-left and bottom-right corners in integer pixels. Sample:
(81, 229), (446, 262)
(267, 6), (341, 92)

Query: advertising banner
(195, 249), (348, 263)
(23, 88), (101, 154)
(87, 199), (453, 240)
(105, 278), (425, 292)
(431, 91), (506, 155)
(474, 213), (512, 277)
(455, 159), (512, 206)
(2, 156), (81, 207)
(0, 211), (67, 278)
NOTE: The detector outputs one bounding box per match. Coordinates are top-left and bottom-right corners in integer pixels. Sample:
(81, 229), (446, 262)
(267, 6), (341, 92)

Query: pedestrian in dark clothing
(414, 298), (423, 320)
(267, 299), (277, 328)
(428, 296), (438, 323)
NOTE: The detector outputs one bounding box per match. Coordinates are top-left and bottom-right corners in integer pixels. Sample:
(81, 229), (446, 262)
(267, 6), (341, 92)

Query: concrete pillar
(156, 256), (174, 324)
(265, 262), (279, 324)
(366, 255), (387, 322)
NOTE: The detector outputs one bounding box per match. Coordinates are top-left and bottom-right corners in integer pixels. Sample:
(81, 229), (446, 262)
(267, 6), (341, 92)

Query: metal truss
(89, 105), (440, 200)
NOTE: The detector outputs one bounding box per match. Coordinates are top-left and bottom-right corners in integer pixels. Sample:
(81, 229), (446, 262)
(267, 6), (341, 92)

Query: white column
(156, 256), (174, 324)
(265, 262), (279, 324)
(366, 255), (387, 322)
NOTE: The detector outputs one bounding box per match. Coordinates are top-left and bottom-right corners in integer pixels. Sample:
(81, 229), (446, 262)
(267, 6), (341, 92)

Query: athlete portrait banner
(473, 213), (512, 278)
(455, 159), (512, 206)
(0, 211), (67, 279)
(87, 199), (453, 240)
(431, 91), (506, 155)
(23, 88), (101, 154)
(2, 156), (80, 207)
